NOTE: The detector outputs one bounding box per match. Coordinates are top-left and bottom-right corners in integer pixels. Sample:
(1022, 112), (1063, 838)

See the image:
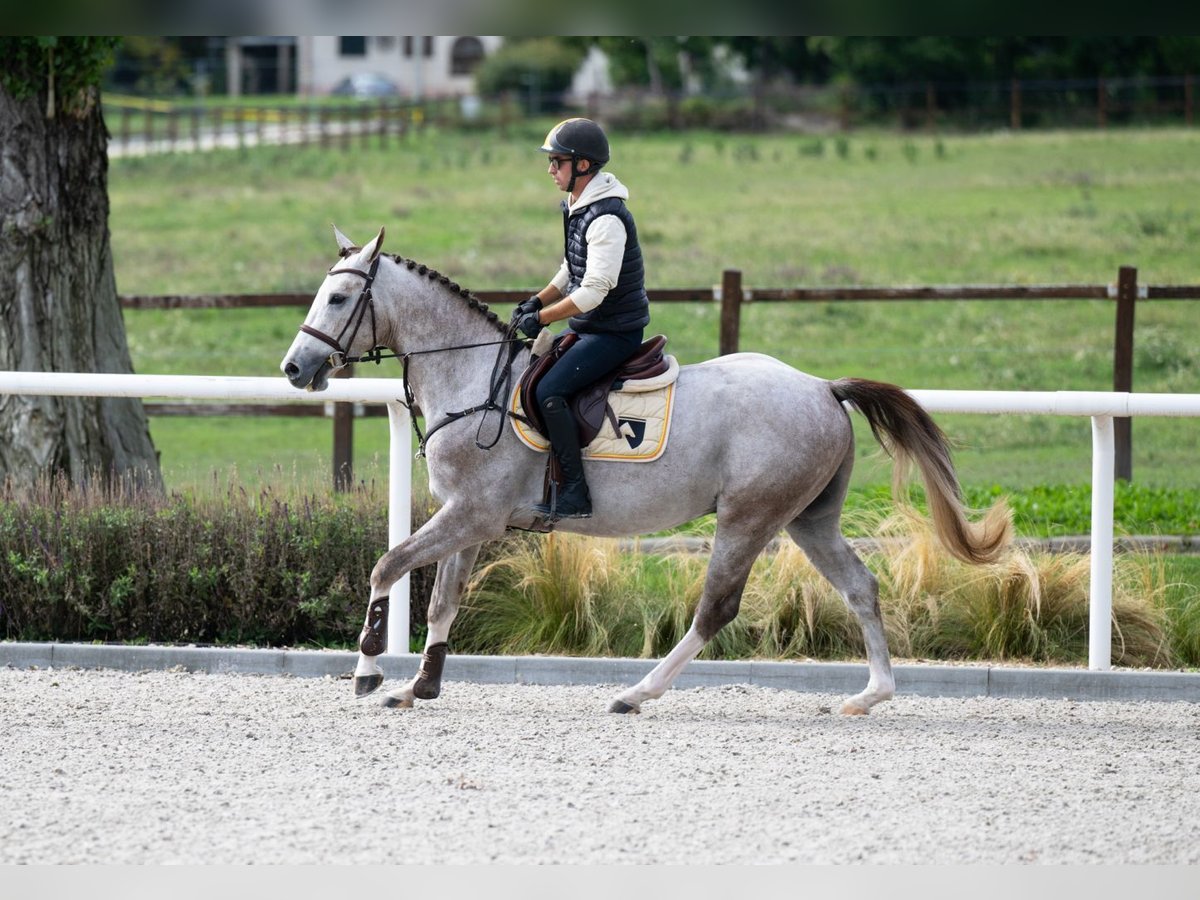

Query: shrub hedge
(2, 476), (1196, 668)
(0, 475), (440, 648)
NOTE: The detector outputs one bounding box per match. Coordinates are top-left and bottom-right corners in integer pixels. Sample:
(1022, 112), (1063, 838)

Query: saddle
(516, 333), (670, 446)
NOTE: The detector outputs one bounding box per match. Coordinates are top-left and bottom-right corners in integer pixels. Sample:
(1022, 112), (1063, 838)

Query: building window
(339, 36), (367, 57)
(376, 36), (396, 51)
(423, 36), (434, 58)
(450, 37), (485, 75)
(403, 36), (413, 57)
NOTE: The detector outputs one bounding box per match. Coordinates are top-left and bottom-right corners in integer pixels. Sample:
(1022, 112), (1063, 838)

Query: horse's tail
(830, 377), (1012, 565)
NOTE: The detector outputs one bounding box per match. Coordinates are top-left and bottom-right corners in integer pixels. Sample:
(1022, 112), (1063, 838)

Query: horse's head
(281, 225), (387, 392)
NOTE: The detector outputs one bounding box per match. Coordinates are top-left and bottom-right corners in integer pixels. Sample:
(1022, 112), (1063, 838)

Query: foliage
(753, 37), (1200, 85)
(3, 474), (1195, 667)
(839, 483), (1200, 538)
(450, 520), (1189, 669)
(472, 38), (583, 112)
(112, 36), (191, 96)
(0, 472), (430, 648)
(544, 38), (1200, 95)
(0, 36), (120, 108)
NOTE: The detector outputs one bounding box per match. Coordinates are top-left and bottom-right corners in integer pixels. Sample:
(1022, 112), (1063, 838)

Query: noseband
(300, 255), (384, 367)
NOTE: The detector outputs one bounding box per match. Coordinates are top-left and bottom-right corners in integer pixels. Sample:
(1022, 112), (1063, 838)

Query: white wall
(298, 35), (504, 97)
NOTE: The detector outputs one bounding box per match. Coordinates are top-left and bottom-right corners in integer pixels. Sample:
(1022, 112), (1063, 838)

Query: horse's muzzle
(282, 355), (333, 392)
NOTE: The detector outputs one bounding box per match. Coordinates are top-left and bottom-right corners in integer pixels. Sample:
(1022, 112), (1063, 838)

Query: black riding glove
(512, 295), (543, 321)
(516, 310), (545, 339)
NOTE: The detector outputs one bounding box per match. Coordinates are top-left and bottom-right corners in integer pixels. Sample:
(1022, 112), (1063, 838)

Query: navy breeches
(535, 329), (645, 409)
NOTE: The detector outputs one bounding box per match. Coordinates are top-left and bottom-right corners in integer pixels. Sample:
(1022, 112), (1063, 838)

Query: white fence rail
(2, 371), (1199, 669)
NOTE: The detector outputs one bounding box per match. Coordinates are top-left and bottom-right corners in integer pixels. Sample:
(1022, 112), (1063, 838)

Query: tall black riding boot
(533, 395), (592, 521)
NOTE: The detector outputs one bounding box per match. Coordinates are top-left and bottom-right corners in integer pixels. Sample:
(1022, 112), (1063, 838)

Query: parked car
(330, 73), (400, 99)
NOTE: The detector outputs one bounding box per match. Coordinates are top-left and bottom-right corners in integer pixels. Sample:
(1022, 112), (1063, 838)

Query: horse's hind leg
(381, 544), (482, 709)
(785, 474), (894, 715)
(609, 522), (772, 714)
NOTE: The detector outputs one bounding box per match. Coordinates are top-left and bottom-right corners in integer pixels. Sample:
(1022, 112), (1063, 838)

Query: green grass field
(108, 123), (1200, 505)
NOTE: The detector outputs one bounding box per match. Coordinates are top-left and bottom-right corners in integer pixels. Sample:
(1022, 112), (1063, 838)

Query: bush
(0, 473), (438, 649)
(3, 475), (1194, 667)
(473, 38), (583, 114)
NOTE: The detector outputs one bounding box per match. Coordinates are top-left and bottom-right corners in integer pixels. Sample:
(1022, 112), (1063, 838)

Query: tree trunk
(0, 82), (162, 490)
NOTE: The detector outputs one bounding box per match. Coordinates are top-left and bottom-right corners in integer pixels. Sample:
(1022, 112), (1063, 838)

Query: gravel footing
(2, 666), (1198, 864)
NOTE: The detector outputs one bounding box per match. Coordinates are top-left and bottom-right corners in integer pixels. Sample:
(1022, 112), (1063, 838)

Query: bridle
(299, 256), (531, 458)
(299, 256), (385, 369)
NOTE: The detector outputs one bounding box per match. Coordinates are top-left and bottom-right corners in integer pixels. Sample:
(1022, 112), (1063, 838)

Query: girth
(516, 333), (669, 446)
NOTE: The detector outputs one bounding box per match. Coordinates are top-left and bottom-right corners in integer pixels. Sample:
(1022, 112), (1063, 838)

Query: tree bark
(0, 82), (162, 490)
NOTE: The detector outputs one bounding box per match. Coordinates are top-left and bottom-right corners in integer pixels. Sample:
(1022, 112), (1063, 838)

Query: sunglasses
(547, 156), (573, 171)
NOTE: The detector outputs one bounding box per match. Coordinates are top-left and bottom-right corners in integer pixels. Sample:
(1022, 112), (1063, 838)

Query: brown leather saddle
(516, 332), (670, 445)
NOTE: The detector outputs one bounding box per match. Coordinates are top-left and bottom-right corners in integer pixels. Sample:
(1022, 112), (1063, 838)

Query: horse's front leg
(354, 505), (500, 698)
(380, 543), (482, 709)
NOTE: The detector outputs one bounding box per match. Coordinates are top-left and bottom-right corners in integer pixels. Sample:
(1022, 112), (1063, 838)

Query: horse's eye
(329, 293), (349, 306)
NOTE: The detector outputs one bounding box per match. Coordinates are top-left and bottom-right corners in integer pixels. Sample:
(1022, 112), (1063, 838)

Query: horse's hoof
(354, 674), (384, 698)
(609, 699), (641, 715)
(381, 693), (414, 709)
(839, 701), (870, 716)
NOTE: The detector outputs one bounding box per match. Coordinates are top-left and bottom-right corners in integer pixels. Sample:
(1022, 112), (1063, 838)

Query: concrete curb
(3, 642), (1197, 704)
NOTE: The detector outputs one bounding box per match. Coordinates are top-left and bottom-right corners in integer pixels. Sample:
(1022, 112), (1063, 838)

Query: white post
(386, 401), (413, 655)
(1089, 415), (1115, 670)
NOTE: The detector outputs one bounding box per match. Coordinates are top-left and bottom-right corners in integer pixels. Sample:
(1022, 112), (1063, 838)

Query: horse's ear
(363, 226), (386, 261)
(332, 224), (359, 258)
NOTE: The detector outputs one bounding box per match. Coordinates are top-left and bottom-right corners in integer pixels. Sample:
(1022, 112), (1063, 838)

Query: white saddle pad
(509, 356), (679, 463)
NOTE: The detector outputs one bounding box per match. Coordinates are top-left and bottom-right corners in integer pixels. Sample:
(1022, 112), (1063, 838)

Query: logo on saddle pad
(510, 359), (679, 463)
(618, 417), (647, 449)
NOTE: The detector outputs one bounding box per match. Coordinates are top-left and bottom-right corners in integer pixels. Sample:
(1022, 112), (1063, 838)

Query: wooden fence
(103, 74), (1198, 157)
(120, 266), (1199, 488)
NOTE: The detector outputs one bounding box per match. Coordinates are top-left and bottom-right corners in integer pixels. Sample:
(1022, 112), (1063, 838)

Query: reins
(397, 329), (529, 458)
(302, 257), (530, 458)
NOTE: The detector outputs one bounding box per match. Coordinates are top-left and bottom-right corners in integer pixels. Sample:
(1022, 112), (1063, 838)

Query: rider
(513, 117), (650, 522)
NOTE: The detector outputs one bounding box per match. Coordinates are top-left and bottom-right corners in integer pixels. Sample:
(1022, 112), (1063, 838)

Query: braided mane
(387, 253), (508, 335)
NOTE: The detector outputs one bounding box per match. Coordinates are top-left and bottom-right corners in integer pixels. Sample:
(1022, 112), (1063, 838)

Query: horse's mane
(386, 253), (508, 335)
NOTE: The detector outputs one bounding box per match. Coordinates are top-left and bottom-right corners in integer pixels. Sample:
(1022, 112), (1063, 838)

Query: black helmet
(539, 118), (610, 166)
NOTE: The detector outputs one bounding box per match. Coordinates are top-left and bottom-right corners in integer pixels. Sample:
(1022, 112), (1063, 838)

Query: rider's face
(548, 155), (588, 192)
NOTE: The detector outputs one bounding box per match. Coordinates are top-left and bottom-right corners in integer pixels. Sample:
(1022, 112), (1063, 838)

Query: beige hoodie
(549, 172), (632, 313)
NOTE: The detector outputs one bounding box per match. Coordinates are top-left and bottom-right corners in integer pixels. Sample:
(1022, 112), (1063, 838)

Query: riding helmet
(539, 118), (610, 166)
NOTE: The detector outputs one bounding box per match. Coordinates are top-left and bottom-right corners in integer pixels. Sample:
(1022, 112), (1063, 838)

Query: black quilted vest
(561, 195), (650, 334)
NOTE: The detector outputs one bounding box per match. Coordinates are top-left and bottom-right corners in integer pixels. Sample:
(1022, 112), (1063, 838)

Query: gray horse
(281, 227), (1011, 715)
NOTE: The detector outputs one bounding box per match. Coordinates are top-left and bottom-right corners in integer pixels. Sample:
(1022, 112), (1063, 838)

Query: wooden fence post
(1098, 77), (1108, 128)
(1010, 78), (1021, 129)
(1113, 265), (1137, 482)
(1186, 74), (1194, 127)
(333, 365), (354, 491)
(719, 269), (743, 357)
